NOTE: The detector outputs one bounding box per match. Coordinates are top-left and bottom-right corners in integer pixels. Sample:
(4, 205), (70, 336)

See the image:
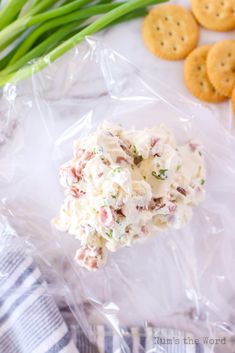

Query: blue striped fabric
(0, 245), (78, 353)
(0, 231), (204, 353)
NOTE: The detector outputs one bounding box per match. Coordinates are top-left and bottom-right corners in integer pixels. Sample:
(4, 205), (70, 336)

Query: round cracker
(142, 4), (199, 61)
(232, 86), (235, 114)
(207, 40), (235, 97)
(191, 0), (235, 31)
(184, 45), (227, 103)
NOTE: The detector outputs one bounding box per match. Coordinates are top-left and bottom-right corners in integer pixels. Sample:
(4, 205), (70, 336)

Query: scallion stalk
(0, 0), (93, 50)
(9, 3), (120, 64)
(28, 0), (94, 23)
(3, 7), (147, 75)
(26, 0), (62, 16)
(2, 22), (83, 75)
(0, 0), (29, 30)
(0, 0), (167, 86)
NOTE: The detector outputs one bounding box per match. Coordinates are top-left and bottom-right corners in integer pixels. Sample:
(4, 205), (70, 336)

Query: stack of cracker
(142, 1), (235, 111)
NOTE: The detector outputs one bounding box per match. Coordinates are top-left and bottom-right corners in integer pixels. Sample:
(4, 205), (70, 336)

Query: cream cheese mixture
(53, 122), (205, 270)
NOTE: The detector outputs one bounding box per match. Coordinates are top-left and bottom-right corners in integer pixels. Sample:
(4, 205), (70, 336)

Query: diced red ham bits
(59, 162), (79, 188)
(53, 122), (206, 270)
(75, 245), (107, 270)
(116, 156), (129, 164)
(71, 188), (86, 198)
(100, 206), (115, 228)
(176, 187), (187, 197)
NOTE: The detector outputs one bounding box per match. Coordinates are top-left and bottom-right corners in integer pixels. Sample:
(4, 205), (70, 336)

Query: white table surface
(100, 0), (235, 134)
(1, 1), (235, 352)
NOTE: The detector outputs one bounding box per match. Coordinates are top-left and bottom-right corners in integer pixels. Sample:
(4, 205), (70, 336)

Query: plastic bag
(1, 37), (235, 353)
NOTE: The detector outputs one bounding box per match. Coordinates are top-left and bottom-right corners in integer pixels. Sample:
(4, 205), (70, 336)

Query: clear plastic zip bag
(0, 37), (235, 352)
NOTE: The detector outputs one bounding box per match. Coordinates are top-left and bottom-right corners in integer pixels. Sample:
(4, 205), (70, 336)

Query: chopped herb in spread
(106, 230), (113, 238)
(201, 179), (205, 185)
(131, 145), (143, 165)
(112, 166), (123, 175)
(176, 164), (181, 172)
(131, 145), (138, 156)
(152, 169), (168, 180)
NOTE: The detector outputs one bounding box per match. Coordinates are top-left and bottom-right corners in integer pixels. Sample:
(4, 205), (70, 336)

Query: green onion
(201, 179), (205, 185)
(112, 167), (124, 174)
(176, 164), (181, 172)
(8, 20), (83, 66)
(26, 0), (63, 16)
(131, 145), (138, 155)
(0, 36), (24, 70)
(0, 0), (93, 50)
(9, 3), (120, 66)
(131, 144), (143, 165)
(106, 229), (113, 238)
(1, 22), (83, 75)
(0, 0), (167, 86)
(152, 169), (168, 180)
(28, 0), (94, 24)
(0, 0), (28, 30)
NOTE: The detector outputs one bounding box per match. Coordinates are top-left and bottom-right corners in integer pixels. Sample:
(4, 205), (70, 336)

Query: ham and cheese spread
(53, 122), (205, 270)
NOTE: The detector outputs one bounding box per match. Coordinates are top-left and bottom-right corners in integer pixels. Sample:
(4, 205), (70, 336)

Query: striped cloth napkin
(0, 229), (204, 353)
(0, 246), (78, 353)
